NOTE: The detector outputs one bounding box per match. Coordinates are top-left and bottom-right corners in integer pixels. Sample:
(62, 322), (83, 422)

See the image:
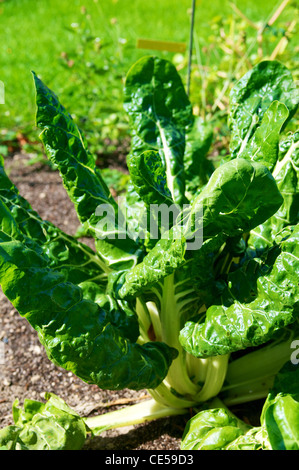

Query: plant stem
(135, 298), (151, 343)
(148, 382), (198, 408)
(84, 398), (188, 436)
(195, 354), (229, 403)
(221, 333), (299, 405)
(160, 274), (200, 397)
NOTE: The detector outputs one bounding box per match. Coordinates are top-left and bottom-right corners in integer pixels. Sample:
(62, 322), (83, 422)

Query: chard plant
(0, 56), (298, 450)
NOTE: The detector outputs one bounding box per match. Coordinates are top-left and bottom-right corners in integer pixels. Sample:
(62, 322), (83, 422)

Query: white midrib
(157, 121), (175, 200)
(160, 274), (200, 397)
(272, 140), (299, 179)
(237, 113), (259, 157)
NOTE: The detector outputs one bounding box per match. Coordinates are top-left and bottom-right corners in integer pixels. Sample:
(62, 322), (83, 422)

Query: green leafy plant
(0, 55), (298, 450)
(0, 393), (87, 450)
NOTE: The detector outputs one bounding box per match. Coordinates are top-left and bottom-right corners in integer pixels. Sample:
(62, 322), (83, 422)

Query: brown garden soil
(0, 152), (263, 450)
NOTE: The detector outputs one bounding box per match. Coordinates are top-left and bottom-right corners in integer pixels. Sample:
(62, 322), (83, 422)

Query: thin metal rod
(187, 0), (196, 96)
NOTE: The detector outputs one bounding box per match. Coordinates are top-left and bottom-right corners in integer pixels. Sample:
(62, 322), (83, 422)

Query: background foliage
(0, 0), (298, 162)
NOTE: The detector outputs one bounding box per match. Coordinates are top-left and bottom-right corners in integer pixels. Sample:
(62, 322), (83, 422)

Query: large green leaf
(123, 56), (193, 206)
(33, 72), (142, 270)
(127, 150), (174, 207)
(248, 129), (299, 251)
(0, 155), (108, 285)
(119, 158), (283, 299)
(33, 72), (115, 220)
(78, 271), (140, 344)
(180, 225), (299, 357)
(262, 362), (299, 450)
(0, 157), (140, 342)
(181, 404), (266, 450)
(184, 116), (214, 197)
(181, 362), (299, 450)
(189, 158), (283, 240)
(0, 393), (87, 450)
(229, 60), (298, 158)
(126, 149), (177, 245)
(0, 200), (176, 390)
(237, 100), (289, 172)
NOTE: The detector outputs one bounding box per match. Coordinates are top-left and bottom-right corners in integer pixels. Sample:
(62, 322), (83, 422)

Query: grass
(0, 0), (297, 158)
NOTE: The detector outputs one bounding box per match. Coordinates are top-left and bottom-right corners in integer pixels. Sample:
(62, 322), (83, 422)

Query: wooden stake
(187, 0), (196, 96)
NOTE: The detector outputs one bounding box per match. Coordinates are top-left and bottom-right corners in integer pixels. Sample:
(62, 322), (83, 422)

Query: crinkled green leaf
(126, 149), (177, 245)
(0, 158), (139, 344)
(181, 363), (299, 450)
(229, 60), (298, 158)
(0, 393), (87, 450)
(33, 72), (142, 270)
(127, 150), (173, 207)
(0, 425), (21, 450)
(0, 155), (108, 285)
(78, 273), (140, 344)
(183, 232), (226, 307)
(237, 100), (289, 172)
(262, 362), (299, 450)
(180, 226), (299, 357)
(184, 116), (214, 196)
(118, 182), (154, 250)
(119, 158), (283, 299)
(181, 406), (266, 450)
(119, 235), (187, 299)
(33, 72), (114, 220)
(190, 158), (283, 239)
(248, 130), (299, 251)
(265, 395), (299, 450)
(0, 200), (176, 390)
(124, 55), (193, 206)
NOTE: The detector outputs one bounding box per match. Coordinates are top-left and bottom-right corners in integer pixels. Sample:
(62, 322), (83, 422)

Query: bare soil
(0, 152), (262, 450)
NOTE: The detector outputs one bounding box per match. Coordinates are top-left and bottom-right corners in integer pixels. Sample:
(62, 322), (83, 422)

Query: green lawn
(0, 0), (297, 153)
